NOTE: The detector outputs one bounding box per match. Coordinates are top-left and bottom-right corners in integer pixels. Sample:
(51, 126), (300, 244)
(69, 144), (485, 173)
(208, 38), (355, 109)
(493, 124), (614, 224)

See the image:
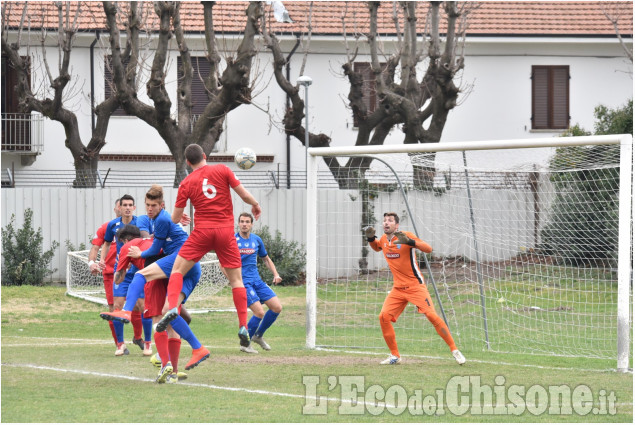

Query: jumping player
(110, 225), (207, 383)
(155, 144), (262, 350)
(366, 212), (466, 365)
(235, 212), (283, 354)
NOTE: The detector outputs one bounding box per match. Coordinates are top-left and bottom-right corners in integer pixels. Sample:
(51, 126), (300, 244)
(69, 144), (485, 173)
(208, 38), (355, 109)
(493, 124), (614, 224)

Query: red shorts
(177, 226), (241, 268)
(103, 273), (114, 305)
(144, 279), (169, 317)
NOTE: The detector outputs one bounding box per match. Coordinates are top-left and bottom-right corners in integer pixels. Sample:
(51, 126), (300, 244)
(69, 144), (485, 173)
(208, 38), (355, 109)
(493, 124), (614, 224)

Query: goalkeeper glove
(364, 226), (376, 242)
(394, 231), (415, 247)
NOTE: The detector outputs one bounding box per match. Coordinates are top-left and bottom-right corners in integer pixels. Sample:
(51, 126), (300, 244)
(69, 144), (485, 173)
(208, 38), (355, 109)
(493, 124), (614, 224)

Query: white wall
(2, 34), (632, 176)
(2, 185), (546, 282)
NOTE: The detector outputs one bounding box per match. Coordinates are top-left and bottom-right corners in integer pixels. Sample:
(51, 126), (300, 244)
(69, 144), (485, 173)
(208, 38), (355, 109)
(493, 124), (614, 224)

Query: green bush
(254, 225), (305, 286)
(540, 99), (631, 266)
(1, 209), (59, 286)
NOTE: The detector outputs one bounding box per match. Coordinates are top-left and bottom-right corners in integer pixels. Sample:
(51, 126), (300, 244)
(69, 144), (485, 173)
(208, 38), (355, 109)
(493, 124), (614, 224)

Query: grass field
(1, 285), (632, 422)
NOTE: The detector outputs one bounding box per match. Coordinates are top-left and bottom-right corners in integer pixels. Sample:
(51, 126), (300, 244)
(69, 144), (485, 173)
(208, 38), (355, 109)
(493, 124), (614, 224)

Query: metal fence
(1, 113), (44, 154)
(1, 167), (533, 190)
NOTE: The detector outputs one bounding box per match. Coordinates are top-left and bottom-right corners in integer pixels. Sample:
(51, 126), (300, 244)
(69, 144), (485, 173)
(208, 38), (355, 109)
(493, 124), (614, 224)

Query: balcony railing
(1, 112), (44, 154)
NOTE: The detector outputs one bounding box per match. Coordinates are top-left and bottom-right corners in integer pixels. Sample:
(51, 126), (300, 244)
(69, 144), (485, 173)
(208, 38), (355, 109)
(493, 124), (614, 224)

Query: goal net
(66, 250), (232, 312)
(306, 135), (632, 371)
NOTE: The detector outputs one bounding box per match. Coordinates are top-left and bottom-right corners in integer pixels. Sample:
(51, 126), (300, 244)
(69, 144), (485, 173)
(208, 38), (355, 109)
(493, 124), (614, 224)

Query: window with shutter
(531, 65), (569, 130)
(177, 56), (211, 118)
(352, 62), (385, 128)
(104, 55), (131, 116)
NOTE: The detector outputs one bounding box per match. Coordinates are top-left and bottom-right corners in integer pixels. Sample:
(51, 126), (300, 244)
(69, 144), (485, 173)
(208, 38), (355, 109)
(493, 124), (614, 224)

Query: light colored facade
(2, 7), (632, 181)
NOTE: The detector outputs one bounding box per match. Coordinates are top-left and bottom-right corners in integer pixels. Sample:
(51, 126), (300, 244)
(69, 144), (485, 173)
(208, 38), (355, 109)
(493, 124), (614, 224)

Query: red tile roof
(3, 1), (632, 37)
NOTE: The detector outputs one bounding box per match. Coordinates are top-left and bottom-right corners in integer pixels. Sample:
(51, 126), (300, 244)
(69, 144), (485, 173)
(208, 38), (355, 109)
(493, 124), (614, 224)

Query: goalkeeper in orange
(366, 212), (466, 366)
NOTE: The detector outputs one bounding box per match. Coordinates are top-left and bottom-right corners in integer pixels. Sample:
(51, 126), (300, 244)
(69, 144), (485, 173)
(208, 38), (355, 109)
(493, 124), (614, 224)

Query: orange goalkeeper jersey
(369, 231), (432, 288)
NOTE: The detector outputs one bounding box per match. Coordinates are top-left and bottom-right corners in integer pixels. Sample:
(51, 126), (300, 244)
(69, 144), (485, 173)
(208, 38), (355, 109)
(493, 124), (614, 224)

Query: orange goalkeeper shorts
(379, 284), (436, 322)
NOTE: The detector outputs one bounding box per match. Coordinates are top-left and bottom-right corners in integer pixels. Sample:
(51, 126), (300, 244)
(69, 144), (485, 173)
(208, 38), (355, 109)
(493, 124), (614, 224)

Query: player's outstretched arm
(171, 207), (185, 224)
(394, 231), (432, 253)
(233, 184), (261, 220)
(364, 226), (382, 252)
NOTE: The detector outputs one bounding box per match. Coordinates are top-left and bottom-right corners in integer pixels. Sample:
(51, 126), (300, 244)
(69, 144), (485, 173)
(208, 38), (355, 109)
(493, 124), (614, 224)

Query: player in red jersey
(114, 224), (209, 383)
(366, 212), (466, 366)
(155, 144), (261, 350)
(87, 198), (121, 350)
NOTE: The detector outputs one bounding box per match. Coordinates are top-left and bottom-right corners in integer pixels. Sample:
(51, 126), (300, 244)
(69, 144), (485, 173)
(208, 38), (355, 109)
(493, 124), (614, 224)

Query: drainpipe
(285, 34), (301, 189)
(90, 31), (100, 132)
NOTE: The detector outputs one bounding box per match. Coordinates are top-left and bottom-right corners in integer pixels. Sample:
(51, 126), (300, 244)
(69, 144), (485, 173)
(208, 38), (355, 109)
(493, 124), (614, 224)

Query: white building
(2, 1), (632, 187)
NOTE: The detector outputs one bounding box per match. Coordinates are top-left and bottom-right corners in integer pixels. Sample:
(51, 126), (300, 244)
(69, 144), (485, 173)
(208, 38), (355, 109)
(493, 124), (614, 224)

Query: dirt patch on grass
(213, 353), (425, 367)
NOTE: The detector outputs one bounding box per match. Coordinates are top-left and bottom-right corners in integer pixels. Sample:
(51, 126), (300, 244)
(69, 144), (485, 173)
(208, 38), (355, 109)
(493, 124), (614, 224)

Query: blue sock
(123, 273), (147, 311)
(169, 315), (202, 350)
(142, 314), (153, 342)
(255, 310), (279, 337)
(248, 315), (262, 338)
(114, 320), (124, 343)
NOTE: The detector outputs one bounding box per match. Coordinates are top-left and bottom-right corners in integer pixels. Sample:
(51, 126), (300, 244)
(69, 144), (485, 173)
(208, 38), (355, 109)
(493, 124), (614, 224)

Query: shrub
(254, 225), (305, 286)
(541, 100), (631, 266)
(1, 209), (59, 286)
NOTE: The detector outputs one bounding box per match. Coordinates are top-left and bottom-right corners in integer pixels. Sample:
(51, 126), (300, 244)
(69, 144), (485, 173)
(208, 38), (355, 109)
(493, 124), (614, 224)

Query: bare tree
(264, 1), (475, 189)
(1, 2), (120, 187)
(602, 2), (633, 63)
(103, 1), (264, 185)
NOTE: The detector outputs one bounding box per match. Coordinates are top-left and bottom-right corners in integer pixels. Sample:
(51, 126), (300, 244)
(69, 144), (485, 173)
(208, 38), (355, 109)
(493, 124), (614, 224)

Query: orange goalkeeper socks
(379, 313), (400, 357)
(426, 312), (457, 352)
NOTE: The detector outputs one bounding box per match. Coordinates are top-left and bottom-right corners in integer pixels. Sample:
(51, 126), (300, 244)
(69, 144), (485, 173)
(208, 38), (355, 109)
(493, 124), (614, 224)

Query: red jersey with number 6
(175, 164), (241, 229)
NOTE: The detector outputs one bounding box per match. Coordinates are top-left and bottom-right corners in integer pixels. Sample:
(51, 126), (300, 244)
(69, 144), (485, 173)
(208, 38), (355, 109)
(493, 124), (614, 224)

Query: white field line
(2, 363), (632, 410)
(1, 363), (396, 408)
(315, 348), (633, 374)
(4, 336), (631, 374)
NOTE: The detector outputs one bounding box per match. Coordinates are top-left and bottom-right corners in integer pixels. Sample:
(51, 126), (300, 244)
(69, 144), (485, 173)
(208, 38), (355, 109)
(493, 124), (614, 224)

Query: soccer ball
(234, 147), (257, 170)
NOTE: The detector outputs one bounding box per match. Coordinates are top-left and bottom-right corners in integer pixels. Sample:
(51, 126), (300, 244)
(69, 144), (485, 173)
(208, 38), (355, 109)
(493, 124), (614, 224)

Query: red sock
(154, 331), (169, 367)
(168, 338), (182, 373)
(131, 311), (142, 340)
(167, 273), (184, 310)
(108, 321), (118, 346)
(232, 287), (248, 328)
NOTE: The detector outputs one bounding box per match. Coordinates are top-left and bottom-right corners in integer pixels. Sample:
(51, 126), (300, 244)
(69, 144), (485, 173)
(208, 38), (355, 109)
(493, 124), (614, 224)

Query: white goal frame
(66, 250), (233, 313)
(306, 134), (633, 373)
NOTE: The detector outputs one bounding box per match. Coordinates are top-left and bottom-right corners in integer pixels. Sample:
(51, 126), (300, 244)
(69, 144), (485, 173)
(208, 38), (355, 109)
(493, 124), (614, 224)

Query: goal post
(66, 250), (233, 313)
(306, 135), (632, 372)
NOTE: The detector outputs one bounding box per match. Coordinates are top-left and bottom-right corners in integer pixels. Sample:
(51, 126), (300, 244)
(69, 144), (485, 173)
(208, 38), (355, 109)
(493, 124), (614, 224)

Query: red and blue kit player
(235, 212), (283, 354)
(155, 144), (262, 350)
(103, 224), (209, 383)
(88, 198), (121, 349)
(101, 194), (143, 356)
(366, 212), (466, 366)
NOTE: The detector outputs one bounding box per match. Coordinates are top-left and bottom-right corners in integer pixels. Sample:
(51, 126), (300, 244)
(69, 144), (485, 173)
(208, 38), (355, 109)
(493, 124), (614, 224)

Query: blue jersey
(104, 216), (138, 253)
(153, 209), (188, 255)
(236, 232), (267, 283)
(139, 209), (188, 258)
(104, 216), (138, 272)
(136, 214), (154, 234)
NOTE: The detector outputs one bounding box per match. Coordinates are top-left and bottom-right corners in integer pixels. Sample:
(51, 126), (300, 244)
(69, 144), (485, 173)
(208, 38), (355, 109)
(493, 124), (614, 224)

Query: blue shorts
(156, 252), (202, 304)
(113, 267), (145, 298)
(244, 278), (277, 307)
